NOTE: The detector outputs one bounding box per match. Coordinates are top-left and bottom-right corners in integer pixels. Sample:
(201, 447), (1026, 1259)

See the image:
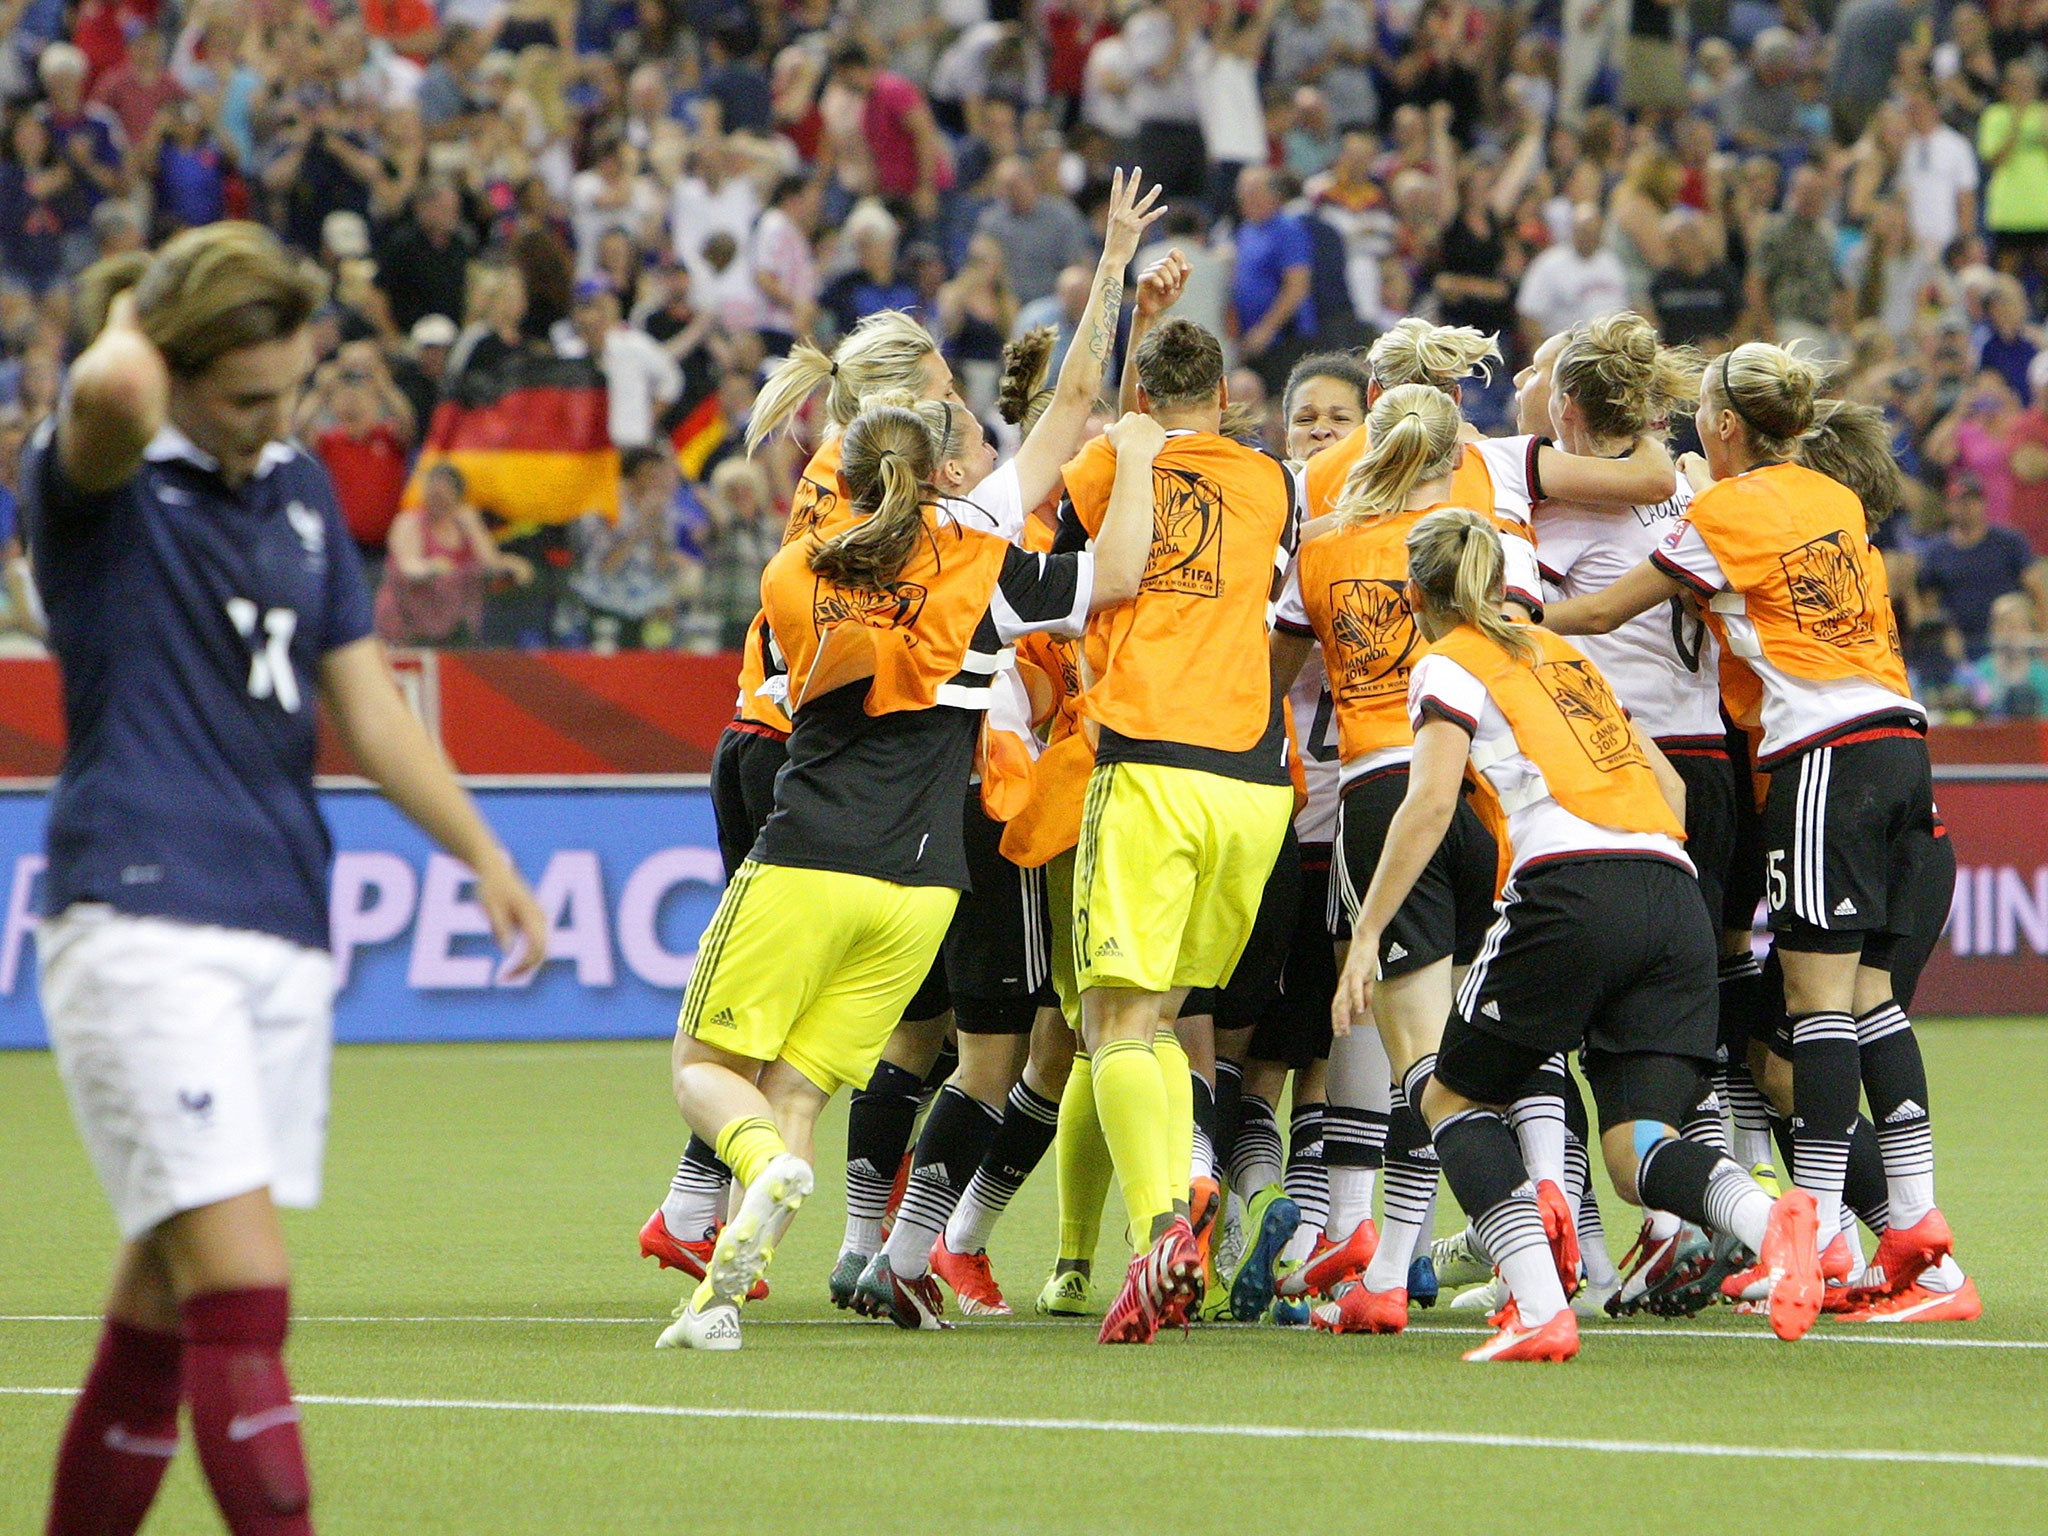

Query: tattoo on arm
(1088, 273), (1124, 367)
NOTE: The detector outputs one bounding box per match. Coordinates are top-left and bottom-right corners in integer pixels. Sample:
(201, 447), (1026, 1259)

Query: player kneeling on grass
(30, 224), (547, 1536)
(1321, 508), (1821, 1362)
(658, 399), (1156, 1351)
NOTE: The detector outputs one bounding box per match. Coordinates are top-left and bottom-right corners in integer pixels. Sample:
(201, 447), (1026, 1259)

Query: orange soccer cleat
(929, 1234), (1012, 1318)
(639, 1211), (768, 1301)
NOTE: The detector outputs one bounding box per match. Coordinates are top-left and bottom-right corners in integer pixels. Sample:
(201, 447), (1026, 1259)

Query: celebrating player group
(642, 168), (1974, 1362)
(29, 183), (1980, 1536)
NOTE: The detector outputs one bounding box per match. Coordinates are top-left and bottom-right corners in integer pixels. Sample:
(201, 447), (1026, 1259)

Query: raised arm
(1119, 248), (1190, 417)
(1542, 556), (1687, 635)
(1010, 168), (1166, 510)
(321, 638), (547, 974)
(58, 292), (169, 494)
(1533, 435), (1678, 506)
(1087, 412), (1167, 610)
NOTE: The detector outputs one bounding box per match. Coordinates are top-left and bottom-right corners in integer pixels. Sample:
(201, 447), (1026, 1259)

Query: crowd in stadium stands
(0, 0), (2046, 709)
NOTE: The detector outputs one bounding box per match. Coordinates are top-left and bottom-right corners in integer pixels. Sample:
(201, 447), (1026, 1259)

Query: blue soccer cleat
(1408, 1252), (1440, 1309)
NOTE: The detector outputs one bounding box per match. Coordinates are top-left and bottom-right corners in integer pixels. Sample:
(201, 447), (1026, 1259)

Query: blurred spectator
(570, 130), (663, 280)
(686, 457), (780, 651)
(33, 44), (126, 278)
(89, 27), (180, 148)
(1831, 0), (1932, 142)
(1976, 275), (2040, 402)
(752, 173), (822, 353)
(1915, 472), (2048, 657)
(143, 99), (228, 237)
(1, 112), (73, 295)
(1900, 83), (1981, 259)
(569, 445), (703, 651)
(1196, 0), (1280, 220)
(1518, 203), (1628, 351)
(1123, 0), (1207, 200)
(1431, 134), (1537, 343)
(700, 18), (773, 136)
(825, 44), (953, 222)
(670, 133), (761, 292)
(566, 277), (681, 450)
(301, 341), (418, 563)
(1721, 29), (1804, 152)
(1234, 165), (1315, 390)
(376, 463), (534, 645)
(0, 403), (43, 652)
(1751, 165), (1842, 349)
(1979, 58), (2048, 285)
(376, 178), (477, 335)
(1014, 262), (1092, 375)
(1650, 212), (1742, 348)
(392, 312), (457, 435)
(1606, 145), (1684, 308)
(822, 199), (920, 334)
(1268, 0), (1378, 135)
(1962, 591), (2048, 716)
(976, 155), (1093, 307)
(939, 232), (1018, 413)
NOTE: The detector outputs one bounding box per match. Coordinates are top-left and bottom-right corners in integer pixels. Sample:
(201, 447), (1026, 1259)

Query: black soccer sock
(1191, 1071), (1219, 1185)
(1636, 1136), (1772, 1253)
(1789, 1009), (1861, 1244)
(945, 1079), (1062, 1255)
(659, 1135), (732, 1241)
(1854, 1000), (1936, 1228)
(1284, 1101), (1328, 1243)
(842, 1060), (925, 1256)
(1432, 1107), (1566, 1323)
(882, 1085), (1003, 1278)
(1231, 1091), (1284, 1195)
(1362, 1075), (1439, 1292)
(1844, 1114), (1891, 1237)
(1213, 1058), (1245, 1187)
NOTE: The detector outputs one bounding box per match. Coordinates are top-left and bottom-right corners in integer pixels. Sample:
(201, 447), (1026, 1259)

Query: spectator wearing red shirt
(90, 28), (182, 150)
(299, 342), (417, 563)
(362, 0), (439, 65)
(826, 44), (953, 223)
(1042, 0), (1119, 112)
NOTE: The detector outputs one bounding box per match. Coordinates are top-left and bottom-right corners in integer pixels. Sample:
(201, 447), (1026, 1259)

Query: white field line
(0, 1313), (2042, 1349)
(0, 1384), (2042, 1471)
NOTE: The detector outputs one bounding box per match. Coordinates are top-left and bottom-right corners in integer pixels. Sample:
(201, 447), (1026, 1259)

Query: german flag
(669, 390), (728, 481)
(405, 354), (618, 529)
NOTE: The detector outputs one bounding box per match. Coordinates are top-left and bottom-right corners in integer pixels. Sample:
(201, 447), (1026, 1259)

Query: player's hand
(1677, 451), (1714, 494)
(1103, 410), (1166, 460)
(1100, 165), (1167, 269)
(476, 848), (548, 980)
(1135, 249), (1191, 318)
(1331, 933), (1378, 1037)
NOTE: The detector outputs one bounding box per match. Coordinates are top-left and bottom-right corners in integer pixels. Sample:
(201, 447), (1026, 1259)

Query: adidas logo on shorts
(708, 1008), (735, 1030)
(1480, 1000), (1501, 1020)
(1834, 898), (1857, 916)
(1386, 942), (1409, 961)
(1095, 937), (1123, 959)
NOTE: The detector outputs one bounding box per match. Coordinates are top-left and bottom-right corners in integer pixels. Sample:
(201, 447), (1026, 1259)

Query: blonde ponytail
(1796, 397), (1902, 527)
(1406, 507), (1537, 664)
(1334, 382), (1463, 524)
(746, 310), (945, 456)
(1553, 311), (1702, 442)
(1367, 318), (1501, 392)
(811, 400), (958, 588)
(1705, 340), (1828, 463)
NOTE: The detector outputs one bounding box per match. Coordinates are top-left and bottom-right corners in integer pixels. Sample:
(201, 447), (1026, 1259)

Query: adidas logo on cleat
(702, 1310), (740, 1343)
(1885, 1099), (1925, 1123)
(1481, 1000), (1501, 1020)
(1833, 898), (1857, 916)
(1386, 942), (1409, 961)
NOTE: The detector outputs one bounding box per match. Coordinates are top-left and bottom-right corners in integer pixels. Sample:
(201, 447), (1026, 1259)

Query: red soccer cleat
(1461, 1304), (1579, 1362)
(1863, 1208), (1954, 1298)
(1758, 1189), (1822, 1342)
(1310, 1281), (1408, 1334)
(1841, 1275), (1981, 1324)
(1098, 1218), (1203, 1344)
(640, 1211), (768, 1300)
(1820, 1231), (1854, 1283)
(929, 1234), (1012, 1317)
(1189, 1176), (1220, 1270)
(1300, 1220), (1379, 1297)
(878, 1150), (914, 1241)
(1536, 1180), (1581, 1296)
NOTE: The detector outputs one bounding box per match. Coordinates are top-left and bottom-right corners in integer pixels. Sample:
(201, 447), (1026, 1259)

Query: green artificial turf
(3, 1020), (2044, 1534)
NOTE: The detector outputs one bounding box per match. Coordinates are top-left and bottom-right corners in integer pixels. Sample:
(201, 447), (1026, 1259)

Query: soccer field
(4, 1020), (2045, 1535)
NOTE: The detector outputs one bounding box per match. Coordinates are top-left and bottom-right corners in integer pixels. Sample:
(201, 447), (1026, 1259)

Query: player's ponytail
(1334, 382), (1463, 525)
(1407, 507), (1537, 664)
(1795, 397), (1901, 528)
(1705, 340), (1827, 464)
(997, 325), (1057, 431)
(1552, 311), (1702, 443)
(747, 310), (944, 455)
(813, 400), (958, 588)
(1368, 318), (1501, 393)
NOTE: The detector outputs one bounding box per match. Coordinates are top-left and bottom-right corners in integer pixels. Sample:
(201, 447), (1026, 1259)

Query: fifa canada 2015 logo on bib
(812, 578), (929, 635)
(787, 476), (841, 540)
(1142, 466), (1225, 598)
(1779, 531), (1874, 646)
(1537, 657), (1645, 772)
(1328, 578), (1418, 700)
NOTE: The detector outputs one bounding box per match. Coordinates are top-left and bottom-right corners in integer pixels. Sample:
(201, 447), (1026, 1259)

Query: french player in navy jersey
(26, 224), (546, 1536)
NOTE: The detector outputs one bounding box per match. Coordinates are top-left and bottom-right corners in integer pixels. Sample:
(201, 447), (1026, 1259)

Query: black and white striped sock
(1789, 1009), (1860, 1245)
(1281, 1101), (1328, 1263)
(1231, 1092), (1285, 1197)
(884, 1086), (1004, 1279)
(1855, 1000), (1936, 1227)
(1323, 1103), (1389, 1241)
(945, 1079), (1061, 1256)
(1436, 1106), (1566, 1325)
(1363, 1075), (1439, 1292)
(842, 1060), (925, 1257)
(659, 1135), (731, 1242)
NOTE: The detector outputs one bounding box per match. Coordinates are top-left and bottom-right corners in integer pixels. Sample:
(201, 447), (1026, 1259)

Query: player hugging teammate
(632, 173), (1969, 1357)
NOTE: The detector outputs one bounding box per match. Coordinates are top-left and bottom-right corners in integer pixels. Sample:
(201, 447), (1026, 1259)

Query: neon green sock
(1154, 1028), (1195, 1205)
(1091, 1037), (1173, 1246)
(714, 1115), (787, 1189)
(1056, 1051), (1113, 1264)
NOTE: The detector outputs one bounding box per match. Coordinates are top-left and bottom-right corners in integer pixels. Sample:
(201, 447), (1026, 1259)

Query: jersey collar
(143, 426), (295, 481)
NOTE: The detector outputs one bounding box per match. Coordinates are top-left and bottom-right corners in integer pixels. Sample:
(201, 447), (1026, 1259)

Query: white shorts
(38, 905), (336, 1241)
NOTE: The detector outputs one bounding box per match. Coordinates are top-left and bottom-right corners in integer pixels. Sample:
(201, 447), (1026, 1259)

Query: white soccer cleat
(708, 1152), (815, 1305)
(1449, 1274), (1509, 1312)
(1431, 1228), (1493, 1291)
(656, 1300), (742, 1351)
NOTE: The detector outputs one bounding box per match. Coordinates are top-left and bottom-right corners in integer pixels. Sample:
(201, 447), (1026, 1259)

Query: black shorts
(1436, 855), (1718, 1104)
(1761, 726), (1933, 955)
(710, 724), (788, 878)
(1245, 847), (1338, 1071)
(1185, 823), (1301, 1025)
(1331, 768), (1498, 976)
(1891, 818), (1957, 1013)
(904, 793), (1054, 1034)
(1722, 720), (1766, 935)
(1438, 1024), (1710, 1133)
(1664, 741), (1738, 938)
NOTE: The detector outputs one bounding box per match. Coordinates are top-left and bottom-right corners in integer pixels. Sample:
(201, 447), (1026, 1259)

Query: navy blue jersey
(23, 422), (376, 950)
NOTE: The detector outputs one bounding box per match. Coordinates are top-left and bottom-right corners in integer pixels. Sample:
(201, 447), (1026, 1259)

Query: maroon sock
(179, 1288), (312, 1536)
(46, 1318), (183, 1536)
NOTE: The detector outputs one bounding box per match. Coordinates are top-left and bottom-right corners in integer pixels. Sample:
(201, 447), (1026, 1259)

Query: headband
(1720, 350), (1768, 437)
